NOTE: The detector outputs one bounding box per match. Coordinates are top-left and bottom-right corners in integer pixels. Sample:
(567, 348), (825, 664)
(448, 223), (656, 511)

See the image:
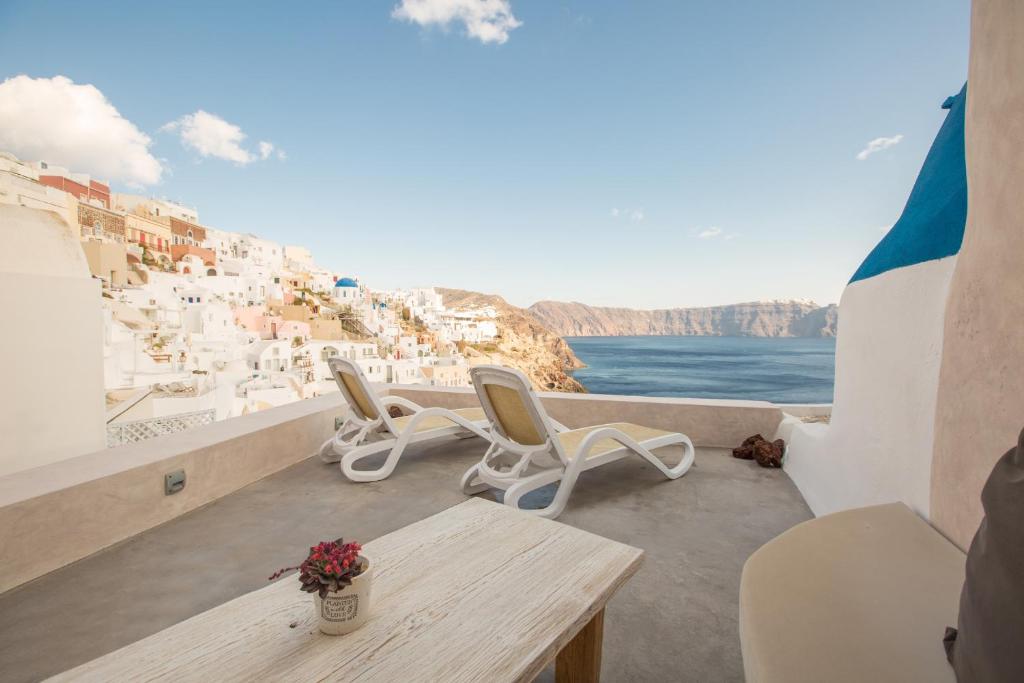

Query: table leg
(556, 608), (604, 683)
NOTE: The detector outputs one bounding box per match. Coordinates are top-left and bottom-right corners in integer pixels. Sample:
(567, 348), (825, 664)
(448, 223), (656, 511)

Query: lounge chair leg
(669, 437), (696, 478)
(318, 437), (339, 463)
(460, 464), (489, 495)
(341, 441), (400, 482)
(505, 474), (572, 519)
(319, 420), (374, 465)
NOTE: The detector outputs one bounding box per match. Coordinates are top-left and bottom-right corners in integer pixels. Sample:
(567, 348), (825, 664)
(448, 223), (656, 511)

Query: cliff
(437, 288), (587, 393)
(527, 300), (838, 338)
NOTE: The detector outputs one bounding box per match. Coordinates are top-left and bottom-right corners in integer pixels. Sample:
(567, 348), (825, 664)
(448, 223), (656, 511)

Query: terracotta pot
(313, 555), (373, 635)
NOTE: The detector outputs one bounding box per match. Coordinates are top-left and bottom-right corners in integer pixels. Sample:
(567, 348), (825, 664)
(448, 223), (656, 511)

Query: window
(93, 221), (102, 237)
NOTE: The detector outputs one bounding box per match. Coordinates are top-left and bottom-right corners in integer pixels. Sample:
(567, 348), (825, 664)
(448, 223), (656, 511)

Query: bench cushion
(739, 503), (966, 683)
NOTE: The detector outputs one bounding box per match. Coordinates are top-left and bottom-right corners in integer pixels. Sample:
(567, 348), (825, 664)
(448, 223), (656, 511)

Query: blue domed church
(333, 277), (362, 303)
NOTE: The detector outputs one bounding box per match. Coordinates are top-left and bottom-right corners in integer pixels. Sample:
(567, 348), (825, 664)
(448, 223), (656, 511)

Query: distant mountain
(527, 300), (838, 338)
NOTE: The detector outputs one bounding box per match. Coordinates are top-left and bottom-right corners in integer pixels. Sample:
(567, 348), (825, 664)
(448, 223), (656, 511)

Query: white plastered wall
(0, 205), (106, 476)
(782, 255), (956, 519)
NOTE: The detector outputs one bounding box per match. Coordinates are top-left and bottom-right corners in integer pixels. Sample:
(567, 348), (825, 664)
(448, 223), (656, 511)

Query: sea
(565, 336), (836, 404)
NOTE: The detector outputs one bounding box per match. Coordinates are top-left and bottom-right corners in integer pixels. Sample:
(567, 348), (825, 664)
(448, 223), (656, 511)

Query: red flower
(271, 537), (364, 597)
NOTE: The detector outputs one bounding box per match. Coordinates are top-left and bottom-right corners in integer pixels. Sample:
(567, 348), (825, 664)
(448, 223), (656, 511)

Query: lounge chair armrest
(380, 395), (426, 414)
(571, 426), (637, 463)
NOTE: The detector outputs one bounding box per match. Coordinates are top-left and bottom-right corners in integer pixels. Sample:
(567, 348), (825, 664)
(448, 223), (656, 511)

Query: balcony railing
(106, 408), (216, 447)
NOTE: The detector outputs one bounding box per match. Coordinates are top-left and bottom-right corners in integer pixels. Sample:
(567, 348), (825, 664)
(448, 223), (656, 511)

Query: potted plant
(270, 538), (372, 635)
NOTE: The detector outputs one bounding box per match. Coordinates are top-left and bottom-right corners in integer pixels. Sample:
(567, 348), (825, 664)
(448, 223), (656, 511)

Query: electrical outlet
(165, 469), (186, 495)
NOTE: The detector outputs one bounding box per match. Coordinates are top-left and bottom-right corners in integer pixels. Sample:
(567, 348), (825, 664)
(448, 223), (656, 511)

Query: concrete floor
(0, 437), (811, 682)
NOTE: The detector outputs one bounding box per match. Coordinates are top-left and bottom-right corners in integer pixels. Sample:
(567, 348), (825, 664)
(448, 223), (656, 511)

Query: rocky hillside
(437, 288), (587, 393)
(528, 300), (838, 338)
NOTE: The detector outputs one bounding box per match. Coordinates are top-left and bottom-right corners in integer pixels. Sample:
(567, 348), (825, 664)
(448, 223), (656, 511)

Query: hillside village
(0, 151), (585, 446)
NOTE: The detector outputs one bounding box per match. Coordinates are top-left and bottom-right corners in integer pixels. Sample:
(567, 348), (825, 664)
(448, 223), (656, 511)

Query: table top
(50, 498), (644, 682)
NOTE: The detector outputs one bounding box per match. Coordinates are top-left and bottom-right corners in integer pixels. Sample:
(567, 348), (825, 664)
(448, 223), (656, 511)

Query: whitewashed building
(238, 234), (284, 271)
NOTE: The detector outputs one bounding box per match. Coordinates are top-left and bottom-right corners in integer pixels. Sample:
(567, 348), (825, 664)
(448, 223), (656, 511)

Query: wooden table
(50, 498), (643, 682)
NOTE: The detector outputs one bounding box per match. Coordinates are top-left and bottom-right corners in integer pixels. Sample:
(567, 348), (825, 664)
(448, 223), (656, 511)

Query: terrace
(0, 388), (810, 682)
(0, 114), (1013, 683)
(2, 3), (1021, 680)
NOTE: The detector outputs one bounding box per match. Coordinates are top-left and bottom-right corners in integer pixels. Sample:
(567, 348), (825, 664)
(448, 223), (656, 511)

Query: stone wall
(78, 203), (125, 240)
(169, 216), (208, 242)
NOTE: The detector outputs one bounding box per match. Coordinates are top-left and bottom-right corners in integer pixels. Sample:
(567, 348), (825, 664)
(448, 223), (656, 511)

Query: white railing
(106, 409), (216, 447)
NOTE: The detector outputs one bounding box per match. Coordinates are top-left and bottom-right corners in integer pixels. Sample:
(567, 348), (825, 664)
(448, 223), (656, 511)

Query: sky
(0, 1), (969, 309)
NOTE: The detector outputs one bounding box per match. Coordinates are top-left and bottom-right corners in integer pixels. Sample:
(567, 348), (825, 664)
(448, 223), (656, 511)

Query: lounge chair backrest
(470, 366), (560, 454)
(328, 357), (385, 424)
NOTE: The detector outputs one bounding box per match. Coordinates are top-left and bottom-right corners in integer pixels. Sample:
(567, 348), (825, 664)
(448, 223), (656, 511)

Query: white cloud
(694, 226), (738, 240)
(162, 110), (279, 165)
(856, 134), (903, 161)
(392, 0), (522, 44)
(611, 207), (644, 222)
(0, 75), (163, 186)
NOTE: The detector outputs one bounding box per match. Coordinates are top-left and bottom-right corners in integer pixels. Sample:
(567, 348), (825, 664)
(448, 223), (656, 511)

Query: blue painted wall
(850, 84), (968, 284)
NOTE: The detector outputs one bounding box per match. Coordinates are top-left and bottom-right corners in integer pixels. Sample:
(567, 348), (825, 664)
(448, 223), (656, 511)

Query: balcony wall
(0, 394), (342, 594)
(0, 388), (783, 595)
(387, 385), (783, 449)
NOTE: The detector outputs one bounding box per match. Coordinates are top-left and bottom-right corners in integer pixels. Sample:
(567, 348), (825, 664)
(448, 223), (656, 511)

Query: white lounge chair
(320, 357), (492, 482)
(461, 365), (695, 519)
